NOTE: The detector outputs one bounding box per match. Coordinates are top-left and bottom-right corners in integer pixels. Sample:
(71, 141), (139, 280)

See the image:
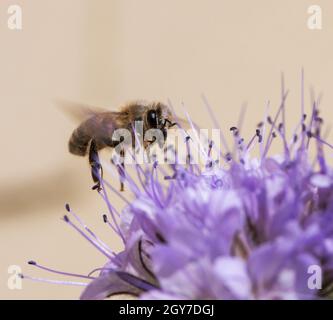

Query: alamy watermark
(7, 4), (22, 30)
(307, 5), (322, 30)
(307, 264), (322, 290)
(3, 4), (324, 31)
(7, 265), (23, 290)
(99, 123), (224, 166)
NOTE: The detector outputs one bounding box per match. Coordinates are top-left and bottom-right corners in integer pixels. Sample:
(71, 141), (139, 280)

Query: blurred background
(0, 0), (333, 299)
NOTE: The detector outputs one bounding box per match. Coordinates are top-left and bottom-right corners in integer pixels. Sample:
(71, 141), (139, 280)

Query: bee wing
(55, 99), (115, 123)
(88, 111), (128, 138)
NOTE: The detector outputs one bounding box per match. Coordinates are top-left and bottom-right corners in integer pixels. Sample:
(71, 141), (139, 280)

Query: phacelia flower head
(23, 74), (333, 300)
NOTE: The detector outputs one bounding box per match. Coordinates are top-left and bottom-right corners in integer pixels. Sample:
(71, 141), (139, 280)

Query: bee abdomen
(68, 125), (91, 156)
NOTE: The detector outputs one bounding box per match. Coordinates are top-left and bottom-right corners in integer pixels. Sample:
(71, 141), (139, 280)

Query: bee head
(145, 102), (175, 130)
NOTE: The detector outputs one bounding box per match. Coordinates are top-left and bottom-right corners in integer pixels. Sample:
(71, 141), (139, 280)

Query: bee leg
(89, 140), (103, 191)
(164, 119), (177, 128)
(144, 137), (157, 163)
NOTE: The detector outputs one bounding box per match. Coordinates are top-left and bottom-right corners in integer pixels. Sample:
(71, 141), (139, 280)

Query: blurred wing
(55, 99), (114, 123)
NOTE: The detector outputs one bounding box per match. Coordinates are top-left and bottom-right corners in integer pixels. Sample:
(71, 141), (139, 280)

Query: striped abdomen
(68, 121), (92, 156)
(68, 114), (120, 156)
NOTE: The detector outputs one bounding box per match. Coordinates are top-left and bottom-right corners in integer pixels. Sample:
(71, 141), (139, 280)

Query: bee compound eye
(147, 110), (158, 127)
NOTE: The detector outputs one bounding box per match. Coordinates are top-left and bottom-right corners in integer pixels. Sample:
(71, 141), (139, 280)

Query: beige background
(0, 0), (333, 299)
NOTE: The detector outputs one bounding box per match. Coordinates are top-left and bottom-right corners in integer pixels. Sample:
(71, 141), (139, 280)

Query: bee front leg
(109, 149), (125, 192)
(89, 140), (103, 191)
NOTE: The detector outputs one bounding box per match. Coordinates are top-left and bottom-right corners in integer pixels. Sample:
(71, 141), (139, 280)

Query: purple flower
(24, 75), (333, 300)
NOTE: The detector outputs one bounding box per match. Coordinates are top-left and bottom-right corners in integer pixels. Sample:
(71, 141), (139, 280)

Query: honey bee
(64, 101), (178, 191)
